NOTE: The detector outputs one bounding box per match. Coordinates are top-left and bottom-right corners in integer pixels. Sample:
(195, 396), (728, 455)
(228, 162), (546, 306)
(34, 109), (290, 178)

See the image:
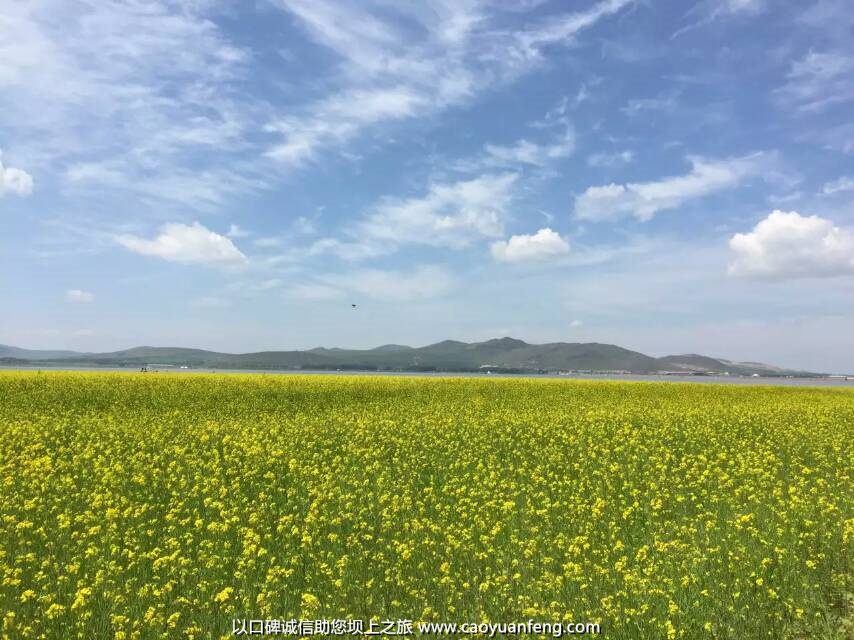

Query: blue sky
(2, 0), (853, 371)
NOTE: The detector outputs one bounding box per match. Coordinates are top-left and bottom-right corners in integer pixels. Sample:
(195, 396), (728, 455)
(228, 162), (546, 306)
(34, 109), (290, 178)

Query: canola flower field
(1, 371), (853, 640)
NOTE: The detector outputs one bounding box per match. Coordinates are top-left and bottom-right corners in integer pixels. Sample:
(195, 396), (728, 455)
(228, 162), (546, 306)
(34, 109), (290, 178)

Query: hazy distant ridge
(0, 339), (820, 376)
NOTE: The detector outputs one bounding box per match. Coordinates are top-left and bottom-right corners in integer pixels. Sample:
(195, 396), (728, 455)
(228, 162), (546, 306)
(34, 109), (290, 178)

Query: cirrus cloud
(575, 153), (771, 222)
(265, 0), (632, 166)
(821, 175), (854, 195)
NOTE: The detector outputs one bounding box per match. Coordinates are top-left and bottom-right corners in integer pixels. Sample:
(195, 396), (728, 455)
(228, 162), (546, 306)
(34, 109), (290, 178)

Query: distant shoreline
(3, 365), (853, 388)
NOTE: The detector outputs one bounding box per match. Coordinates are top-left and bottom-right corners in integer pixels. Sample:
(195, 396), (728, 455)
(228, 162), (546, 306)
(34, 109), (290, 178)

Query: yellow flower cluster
(1, 371), (852, 639)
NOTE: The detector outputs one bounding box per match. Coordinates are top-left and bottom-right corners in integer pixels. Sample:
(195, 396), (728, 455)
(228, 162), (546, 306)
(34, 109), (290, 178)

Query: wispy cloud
(322, 265), (455, 302)
(1, 1), (264, 209)
(587, 150), (634, 168)
(289, 265), (455, 302)
(356, 173), (518, 249)
(454, 127), (575, 172)
(264, 87), (427, 165)
(227, 224), (251, 239)
(776, 50), (854, 112)
(302, 172), (520, 261)
(621, 91), (680, 117)
(810, 122), (854, 155)
(189, 296), (232, 309)
(575, 153), (772, 222)
(672, 0), (765, 39)
(820, 176), (854, 195)
(64, 289), (93, 303)
(266, 0), (632, 166)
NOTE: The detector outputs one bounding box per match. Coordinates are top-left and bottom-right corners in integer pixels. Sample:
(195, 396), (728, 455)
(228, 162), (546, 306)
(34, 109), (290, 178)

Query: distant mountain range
(0, 338), (822, 377)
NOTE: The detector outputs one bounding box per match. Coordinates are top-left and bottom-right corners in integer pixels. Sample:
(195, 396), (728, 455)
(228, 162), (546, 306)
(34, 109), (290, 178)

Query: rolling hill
(0, 339), (820, 376)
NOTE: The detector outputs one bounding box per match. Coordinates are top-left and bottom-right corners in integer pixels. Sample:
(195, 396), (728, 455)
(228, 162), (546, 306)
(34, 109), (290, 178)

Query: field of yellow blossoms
(1, 371), (852, 639)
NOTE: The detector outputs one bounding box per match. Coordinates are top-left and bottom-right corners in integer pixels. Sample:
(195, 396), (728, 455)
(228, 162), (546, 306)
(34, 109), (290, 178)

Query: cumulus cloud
(491, 228), (570, 263)
(575, 153), (769, 222)
(116, 222), (247, 266)
(356, 173), (518, 248)
(65, 289), (93, 303)
(0, 150), (33, 196)
(821, 176), (854, 195)
(728, 210), (854, 279)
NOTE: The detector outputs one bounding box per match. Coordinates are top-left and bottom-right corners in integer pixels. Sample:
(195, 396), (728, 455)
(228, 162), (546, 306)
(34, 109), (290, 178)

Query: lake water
(3, 365), (854, 387)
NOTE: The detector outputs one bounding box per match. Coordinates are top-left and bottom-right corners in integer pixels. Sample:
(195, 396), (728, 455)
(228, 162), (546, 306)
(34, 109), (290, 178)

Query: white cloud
(265, 86), (426, 164)
(65, 162), (124, 186)
(116, 222), (247, 266)
(621, 92), (679, 116)
(813, 122), (854, 155)
(821, 176), (854, 195)
(289, 265), (455, 302)
(356, 173), (518, 249)
(768, 191), (803, 204)
(250, 279), (283, 292)
(587, 150), (634, 168)
(65, 289), (93, 303)
(307, 238), (388, 262)
(512, 0), (634, 55)
(452, 120), (574, 174)
(575, 153), (770, 222)
(254, 237), (282, 248)
(0, 150), (33, 196)
(728, 210), (854, 279)
(320, 265), (454, 302)
(777, 50), (854, 112)
(672, 0), (765, 38)
(2, 1), (262, 208)
(491, 228), (570, 263)
(569, 319), (584, 328)
(227, 224), (251, 238)
(293, 216), (318, 235)
(474, 127), (575, 169)
(266, 0), (631, 165)
(719, 0), (765, 15)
